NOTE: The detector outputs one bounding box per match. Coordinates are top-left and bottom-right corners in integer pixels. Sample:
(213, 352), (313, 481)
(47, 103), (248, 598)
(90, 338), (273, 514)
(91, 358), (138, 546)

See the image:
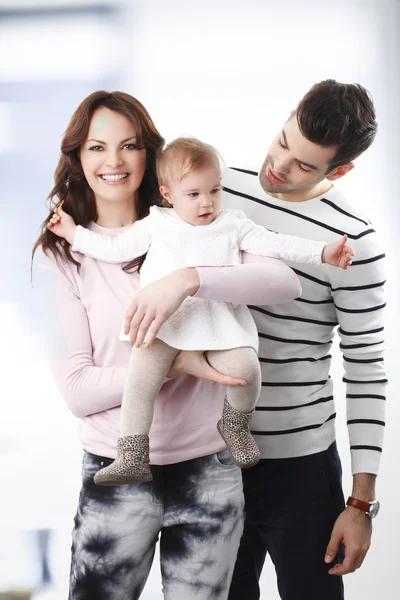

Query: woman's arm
(39, 254), (247, 419)
(125, 254), (302, 346)
(40, 255), (127, 418)
(196, 252), (302, 305)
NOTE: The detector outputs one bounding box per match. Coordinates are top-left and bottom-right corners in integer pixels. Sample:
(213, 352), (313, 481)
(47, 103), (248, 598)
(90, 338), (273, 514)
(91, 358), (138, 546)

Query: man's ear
(326, 162), (355, 181)
(160, 185), (173, 206)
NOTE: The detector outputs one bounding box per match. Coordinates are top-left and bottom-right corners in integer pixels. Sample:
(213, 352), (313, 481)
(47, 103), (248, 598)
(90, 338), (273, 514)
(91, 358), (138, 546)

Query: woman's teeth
(101, 174), (128, 181)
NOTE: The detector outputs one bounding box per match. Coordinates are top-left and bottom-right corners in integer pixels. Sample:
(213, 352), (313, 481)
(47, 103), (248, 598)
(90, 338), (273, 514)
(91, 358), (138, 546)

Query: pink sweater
(47, 222), (301, 464)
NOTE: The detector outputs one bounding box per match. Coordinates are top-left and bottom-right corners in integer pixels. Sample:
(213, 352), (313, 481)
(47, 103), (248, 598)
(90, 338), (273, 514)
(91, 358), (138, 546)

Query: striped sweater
(222, 167), (387, 475)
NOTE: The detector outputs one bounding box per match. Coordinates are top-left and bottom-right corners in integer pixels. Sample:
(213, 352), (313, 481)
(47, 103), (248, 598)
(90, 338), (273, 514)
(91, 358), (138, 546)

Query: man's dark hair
(296, 79), (377, 171)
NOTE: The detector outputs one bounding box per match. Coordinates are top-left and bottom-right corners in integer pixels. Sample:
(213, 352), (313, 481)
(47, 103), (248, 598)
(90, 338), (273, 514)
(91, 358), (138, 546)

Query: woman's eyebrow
(86, 136), (137, 144)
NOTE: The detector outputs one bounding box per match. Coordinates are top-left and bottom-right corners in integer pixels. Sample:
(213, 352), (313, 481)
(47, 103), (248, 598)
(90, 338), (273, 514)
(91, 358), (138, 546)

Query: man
(224, 79), (387, 600)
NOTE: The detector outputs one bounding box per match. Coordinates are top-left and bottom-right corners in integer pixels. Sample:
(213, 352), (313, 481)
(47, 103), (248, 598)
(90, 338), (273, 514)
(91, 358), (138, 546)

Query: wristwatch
(346, 496), (380, 519)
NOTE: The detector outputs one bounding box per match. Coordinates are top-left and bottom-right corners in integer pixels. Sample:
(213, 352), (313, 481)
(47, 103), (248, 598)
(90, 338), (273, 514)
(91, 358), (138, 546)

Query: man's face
(259, 115), (338, 196)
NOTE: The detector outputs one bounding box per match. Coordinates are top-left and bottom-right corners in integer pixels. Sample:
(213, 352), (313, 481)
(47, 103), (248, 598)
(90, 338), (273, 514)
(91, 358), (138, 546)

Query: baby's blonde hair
(157, 137), (222, 192)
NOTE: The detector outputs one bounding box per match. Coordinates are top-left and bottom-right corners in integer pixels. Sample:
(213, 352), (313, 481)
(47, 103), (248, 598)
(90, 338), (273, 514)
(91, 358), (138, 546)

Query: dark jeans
(228, 442), (345, 600)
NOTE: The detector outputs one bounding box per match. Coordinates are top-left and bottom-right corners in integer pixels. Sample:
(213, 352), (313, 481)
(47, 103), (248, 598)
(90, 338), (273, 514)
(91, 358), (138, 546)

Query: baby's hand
(47, 202), (77, 245)
(322, 234), (355, 270)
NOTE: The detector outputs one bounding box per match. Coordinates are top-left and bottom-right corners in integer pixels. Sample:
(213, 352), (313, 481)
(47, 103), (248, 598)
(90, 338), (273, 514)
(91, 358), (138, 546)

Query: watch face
(369, 500), (380, 518)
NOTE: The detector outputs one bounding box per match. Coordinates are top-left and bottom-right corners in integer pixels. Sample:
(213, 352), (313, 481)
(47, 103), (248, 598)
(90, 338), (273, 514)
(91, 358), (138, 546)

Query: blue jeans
(228, 442), (345, 600)
(69, 449), (244, 599)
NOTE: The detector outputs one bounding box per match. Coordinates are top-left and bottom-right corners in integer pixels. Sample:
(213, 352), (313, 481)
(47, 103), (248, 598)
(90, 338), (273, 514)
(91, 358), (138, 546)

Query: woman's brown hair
(32, 90), (165, 272)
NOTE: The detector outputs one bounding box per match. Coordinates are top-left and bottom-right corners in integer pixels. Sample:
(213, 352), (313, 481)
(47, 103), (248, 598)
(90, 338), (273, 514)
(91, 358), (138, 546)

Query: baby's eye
(188, 192), (199, 198)
(210, 187), (220, 194)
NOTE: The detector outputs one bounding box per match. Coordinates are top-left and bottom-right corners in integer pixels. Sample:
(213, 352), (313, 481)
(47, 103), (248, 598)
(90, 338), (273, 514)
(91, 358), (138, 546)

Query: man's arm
(325, 231), (387, 575)
(334, 237), (387, 476)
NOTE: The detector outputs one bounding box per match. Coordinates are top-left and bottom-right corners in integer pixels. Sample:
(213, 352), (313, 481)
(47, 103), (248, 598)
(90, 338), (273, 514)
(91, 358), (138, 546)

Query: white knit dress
(73, 207), (326, 352)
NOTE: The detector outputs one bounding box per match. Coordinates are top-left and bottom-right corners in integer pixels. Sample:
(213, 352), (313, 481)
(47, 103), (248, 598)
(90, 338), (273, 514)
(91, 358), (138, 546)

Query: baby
(48, 137), (354, 485)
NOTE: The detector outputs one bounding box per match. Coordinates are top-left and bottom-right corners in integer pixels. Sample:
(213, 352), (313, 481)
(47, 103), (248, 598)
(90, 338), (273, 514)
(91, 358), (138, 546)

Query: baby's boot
(217, 398), (260, 468)
(94, 434), (152, 485)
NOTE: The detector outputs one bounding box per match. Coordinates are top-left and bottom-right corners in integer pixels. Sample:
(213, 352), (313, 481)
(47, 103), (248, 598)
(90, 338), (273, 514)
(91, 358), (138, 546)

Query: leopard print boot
(217, 398), (260, 468)
(94, 434), (153, 486)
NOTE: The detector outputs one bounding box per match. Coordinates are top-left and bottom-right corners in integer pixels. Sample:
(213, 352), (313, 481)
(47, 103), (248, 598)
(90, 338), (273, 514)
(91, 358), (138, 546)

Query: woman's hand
(167, 350), (247, 386)
(124, 268), (200, 347)
(47, 203), (77, 245)
(322, 235), (355, 269)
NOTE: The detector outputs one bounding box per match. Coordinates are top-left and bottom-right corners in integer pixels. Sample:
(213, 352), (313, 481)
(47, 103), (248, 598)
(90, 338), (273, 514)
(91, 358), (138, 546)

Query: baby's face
(162, 164), (221, 226)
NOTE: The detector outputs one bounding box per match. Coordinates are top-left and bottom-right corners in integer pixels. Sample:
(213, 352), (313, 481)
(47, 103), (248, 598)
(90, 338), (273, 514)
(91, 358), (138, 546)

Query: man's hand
(322, 234), (355, 269)
(325, 506), (372, 575)
(124, 268), (200, 347)
(167, 350), (247, 387)
(47, 202), (77, 245)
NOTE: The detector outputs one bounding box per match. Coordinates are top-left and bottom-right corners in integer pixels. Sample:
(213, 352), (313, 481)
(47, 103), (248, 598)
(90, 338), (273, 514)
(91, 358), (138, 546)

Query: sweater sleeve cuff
(351, 448), (382, 476)
(312, 240), (327, 265)
(72, 225), (84, 252)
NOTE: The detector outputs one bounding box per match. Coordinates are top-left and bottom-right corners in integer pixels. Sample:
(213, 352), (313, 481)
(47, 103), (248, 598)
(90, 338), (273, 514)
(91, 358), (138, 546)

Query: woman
(32, 91), (301, 600)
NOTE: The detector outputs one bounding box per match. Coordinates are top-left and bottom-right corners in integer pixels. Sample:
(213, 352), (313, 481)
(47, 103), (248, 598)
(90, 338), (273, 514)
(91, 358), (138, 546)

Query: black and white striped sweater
(222, 167), (387, 475)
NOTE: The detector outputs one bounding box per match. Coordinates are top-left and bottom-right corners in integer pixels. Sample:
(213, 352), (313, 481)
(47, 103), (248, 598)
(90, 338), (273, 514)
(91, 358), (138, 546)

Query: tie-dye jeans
(69, 449), (244, 600)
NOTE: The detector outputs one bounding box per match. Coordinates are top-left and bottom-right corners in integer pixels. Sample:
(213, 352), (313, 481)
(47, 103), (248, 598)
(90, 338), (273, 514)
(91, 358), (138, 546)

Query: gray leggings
(121, 339), (261, 436)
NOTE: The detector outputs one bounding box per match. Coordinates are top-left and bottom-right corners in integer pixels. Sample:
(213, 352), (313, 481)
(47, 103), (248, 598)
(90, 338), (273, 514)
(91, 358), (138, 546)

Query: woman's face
(80, 106), (147, 207)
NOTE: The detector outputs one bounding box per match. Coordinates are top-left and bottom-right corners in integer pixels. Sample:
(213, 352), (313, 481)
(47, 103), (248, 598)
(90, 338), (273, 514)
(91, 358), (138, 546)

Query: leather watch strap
(346, 496), (371, 513)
